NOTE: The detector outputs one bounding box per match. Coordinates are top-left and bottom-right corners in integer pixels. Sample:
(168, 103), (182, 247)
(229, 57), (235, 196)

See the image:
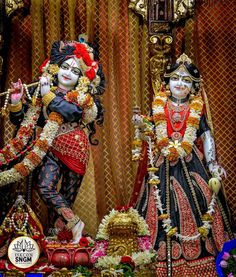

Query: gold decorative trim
(150, 22), (170, 34)
(129, 0), (147, 20)
(9, 101), (22, 113)
(149, 34), (173, 95)
(5, 0), (24, 17)
(42, 91), (56, 107)
(174, 0), (195, 22)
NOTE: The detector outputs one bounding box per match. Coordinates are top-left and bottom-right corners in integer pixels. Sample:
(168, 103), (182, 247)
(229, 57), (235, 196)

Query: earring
(189, 87), (195, 100)
(165, 84), (171, 97)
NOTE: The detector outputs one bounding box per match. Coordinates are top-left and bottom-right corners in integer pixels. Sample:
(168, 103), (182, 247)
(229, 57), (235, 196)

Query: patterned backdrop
(1, 0), (235, 235)
(195, 0), (236, 222)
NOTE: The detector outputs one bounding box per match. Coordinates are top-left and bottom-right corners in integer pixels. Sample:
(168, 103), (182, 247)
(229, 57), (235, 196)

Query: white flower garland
(152, 185), (217, 241)
(95, 250), (156, 270)
(82, 101), (98, 125)
(146, 91), (218, 241)
(0, 103), (41, 164)
(0, 112), (63, 187)
(152, 92), (203, 160)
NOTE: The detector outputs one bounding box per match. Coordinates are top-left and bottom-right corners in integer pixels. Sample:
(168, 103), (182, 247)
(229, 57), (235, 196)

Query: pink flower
(138, 236), (152, 251)
(219, 260), (228, 268)
(222, 252), (231, 260)
(95, 240), (109, 250)
(227, 273), (234, 277)
(90, 249), (106, 263)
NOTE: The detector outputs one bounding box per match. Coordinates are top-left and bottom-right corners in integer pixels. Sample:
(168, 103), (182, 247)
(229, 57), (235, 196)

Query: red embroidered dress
(51, 123), (89, 175)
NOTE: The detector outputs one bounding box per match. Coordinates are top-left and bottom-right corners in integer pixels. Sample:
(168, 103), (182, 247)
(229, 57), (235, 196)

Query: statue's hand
(132, 114), (143, 125)
(10, 78), (23, 104)
(40, 75), (51, 96)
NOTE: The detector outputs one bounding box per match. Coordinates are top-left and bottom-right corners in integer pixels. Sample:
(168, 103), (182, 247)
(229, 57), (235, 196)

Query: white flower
(83, 102), (98, 124)
(0, 109), (61, 186)
(132, 250), (156, 266)
(95, 256), (120, 269)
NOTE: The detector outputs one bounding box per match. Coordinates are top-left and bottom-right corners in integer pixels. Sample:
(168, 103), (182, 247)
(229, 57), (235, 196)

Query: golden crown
(176, 53), (192, 64)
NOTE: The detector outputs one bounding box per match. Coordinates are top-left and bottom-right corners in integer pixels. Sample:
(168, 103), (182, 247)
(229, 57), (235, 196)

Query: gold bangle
(9, 101), (22, 112)
(42, 91), (56, 106)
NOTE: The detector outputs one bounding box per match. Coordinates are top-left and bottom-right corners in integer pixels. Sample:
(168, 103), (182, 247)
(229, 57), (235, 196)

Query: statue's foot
(54, 216), (66, 233)
(72, 220), (85, 244)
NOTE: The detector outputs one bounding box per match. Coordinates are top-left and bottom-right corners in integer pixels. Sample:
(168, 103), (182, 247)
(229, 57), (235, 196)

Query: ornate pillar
(129, 0), (196, 96)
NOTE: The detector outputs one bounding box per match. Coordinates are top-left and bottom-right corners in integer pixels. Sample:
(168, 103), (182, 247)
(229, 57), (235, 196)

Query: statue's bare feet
(54, 216), (66, 233)
(72, 220), (85, 244)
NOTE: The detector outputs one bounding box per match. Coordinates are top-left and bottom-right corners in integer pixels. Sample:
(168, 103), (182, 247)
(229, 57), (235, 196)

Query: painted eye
(61, 63), (69, 70)
(71, 68), (82, 75)
(182, 77), (192, 84)
(170, 75), (179, 81)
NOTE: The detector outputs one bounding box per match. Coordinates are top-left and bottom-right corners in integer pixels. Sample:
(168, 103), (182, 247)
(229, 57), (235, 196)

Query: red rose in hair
(73, 43), (92, 66)
(85, 68), (96, 80)
(57, 228), (73, 242)
(79, 236), (90, 247)
(40, 58), (50, 73)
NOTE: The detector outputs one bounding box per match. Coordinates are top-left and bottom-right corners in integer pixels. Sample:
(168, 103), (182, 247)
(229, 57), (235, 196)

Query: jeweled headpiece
(164, 53), (200, 82)
(176, 53), (192, 64)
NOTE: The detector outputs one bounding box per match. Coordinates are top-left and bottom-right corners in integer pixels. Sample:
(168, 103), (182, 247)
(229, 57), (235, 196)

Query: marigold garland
(26, 151), (42, 166)
(156, 138), (169, 149)
(181, 141), (192, 154)
(153, 99), (165, 107)
(152, 90), (204, 161)
(34, 140), (49, 153)
(186, 116), (200, 128)
(0, 111), (63, 186)
(168, 147), (179, 162)
(0, 101), (42, 166)
(1, 148), (13, 160)
(14, 163), (30, 177)
(65, 91), (78, 103)
(152, 113), (166, 122)
(47, 112), (64, 125)
(11, 138), (24, 152)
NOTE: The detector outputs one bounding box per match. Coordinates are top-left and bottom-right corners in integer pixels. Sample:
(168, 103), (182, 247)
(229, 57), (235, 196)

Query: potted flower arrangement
(216, 239), (236, 277)
(91, 206), (156, 276)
